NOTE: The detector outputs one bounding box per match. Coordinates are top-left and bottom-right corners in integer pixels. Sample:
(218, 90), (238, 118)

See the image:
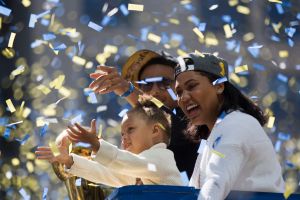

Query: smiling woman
(174, 53), (285, 200)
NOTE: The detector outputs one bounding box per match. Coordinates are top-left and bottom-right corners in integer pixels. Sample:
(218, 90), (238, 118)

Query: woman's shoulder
(221, 110), (261, 128)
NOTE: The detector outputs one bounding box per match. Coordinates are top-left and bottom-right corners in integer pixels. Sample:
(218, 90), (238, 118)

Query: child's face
(121, 112), (154, 154)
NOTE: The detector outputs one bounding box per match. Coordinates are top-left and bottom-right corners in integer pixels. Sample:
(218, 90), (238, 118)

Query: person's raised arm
(89, 66), (142, 107)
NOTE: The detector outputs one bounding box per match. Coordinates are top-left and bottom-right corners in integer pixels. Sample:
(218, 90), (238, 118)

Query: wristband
(120, 82), (134, 98)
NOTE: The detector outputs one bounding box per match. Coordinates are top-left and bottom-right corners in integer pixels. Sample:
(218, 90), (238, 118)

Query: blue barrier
(106, 185), (300, 200)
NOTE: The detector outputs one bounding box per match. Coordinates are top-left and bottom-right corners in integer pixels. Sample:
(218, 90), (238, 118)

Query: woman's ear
(214, 82), (225, 94)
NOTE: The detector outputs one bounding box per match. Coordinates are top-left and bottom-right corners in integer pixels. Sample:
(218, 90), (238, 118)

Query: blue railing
(106, 185), (299, 200)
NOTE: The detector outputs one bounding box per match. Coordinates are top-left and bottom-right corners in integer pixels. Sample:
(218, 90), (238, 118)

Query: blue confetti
(140, 27), (150, 41)
(29, 14), (38, 28)
(40, 18), (50, 26)
(234, 56), (243, 67)
(167, 88), (177, 101)
(275, 4), (284, 14)
(75, 178), (82, 186)
(145, 77), (163, 82)
(285, 27), (296, 38)
(253, 63), (266, 71)
(278, 132), (290, 141)
(88, 21), (103, 32)
(118, 109), (129, 118)
(0, 5), (11, 16)
(120, 4), (129, 16)
(161, 32), (169, 44)
(101, 16), (111, 26)
(247, 45), (260, 58)
(188, 15), (200, 26)
(275, 140), (281, 152)
(170, 33), (183, 43)
(271, 35), (280, 42)
(288, 38), (294, 47)
(19, 188), (30, 200)
(0, 117), (9, 126)
(53, 43), (67, 51)
(222, 15), (232, 23)
(70, 114), (83, 124)
(226, 40), (237, 51)
(31, 40), (43, 48)
(42, 187), (48, 200)
(212, 135), (222, 149)
(198, 23), (206, 31)
(43, 33), (56, 41)
(88, 92), (98, 104)
(297, 13), (300, 20)
(277, 73), (288, 83)
(3, 127), (11, 140)
(172, 109), (176, 115)
(285, 160), (295, 168)
(40, 124), (48, 137)
(16, 134), (30, 145)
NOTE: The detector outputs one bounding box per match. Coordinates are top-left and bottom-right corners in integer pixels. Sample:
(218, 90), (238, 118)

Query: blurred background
(0, 0), (299, 199)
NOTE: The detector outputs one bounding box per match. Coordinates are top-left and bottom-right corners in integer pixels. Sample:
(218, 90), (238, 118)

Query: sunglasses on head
(137, 77), (174, 92)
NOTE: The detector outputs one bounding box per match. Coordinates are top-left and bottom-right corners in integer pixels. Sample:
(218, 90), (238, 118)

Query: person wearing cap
(89, 49), (199, 179)
(174, 52), (285, 200)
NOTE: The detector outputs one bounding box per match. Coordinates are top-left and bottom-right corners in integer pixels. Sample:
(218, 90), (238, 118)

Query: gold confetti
(36, 117), (47, 127)
(128, 3), (144, 11)
(157, 123), (166, 131)
(268, 0), (282, 3)
(236, 5), (250, 15)
(223, 24), (233, 38)
(104, 44), (118, 54)
(228, 0), (238, 6)
(8, 32), (16, 48)
(49, 75), (65, 89)
(147, 33), (161, 44)
(98, 124), (103, 138)
(267, 116), (275, 128)
(243, 32), (255, 42)
(150, 97), (164, 108)
(194, 50), (205, 57)
(10, 65), (25, 79)
(272, 22), (282, 34)
(229, 73), (241, 84)
(169, 18), (180, 25)
(0, 17), (2, 30)
(85, 61), (93, 69)
(72, 56), (86, 66)
(279, 50), (289, 58)
(193, 27), (204, 39)
(49, 142), (60, 156)
(6, 99), (16, 113)
(177, 49), (188, 57)
(58, 87), (71, 97)
(205, 33), (219, 46)
(211, 149), (225, 158)
(22, 107), (31, 118)
(2, 48), (15, 58)
(21, 0), (31, 7)
(11, 158), (20, 166)
(50, 14), (55, 28)
(37, 85), (51, 95)
(234, 65), (248, 73)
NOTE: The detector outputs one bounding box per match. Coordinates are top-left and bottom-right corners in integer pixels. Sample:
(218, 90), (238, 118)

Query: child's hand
(67, 119), (100, 153)
(89, 66), (130, 96)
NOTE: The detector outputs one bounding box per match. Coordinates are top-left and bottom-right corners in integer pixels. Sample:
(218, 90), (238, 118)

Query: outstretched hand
(89, 66), (130, 96)
(35, 136), (74, 168)
(67, 119), (100, 153)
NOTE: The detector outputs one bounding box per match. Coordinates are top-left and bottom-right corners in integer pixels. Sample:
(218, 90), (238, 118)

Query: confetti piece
(72, 56), (86, 66)
(268, 0), (282, 3)
(37, 85), (51, 95)
(277, 73), (288, 82)
(267, 116), (275, 128)
(275, 140), (281, 152)
(0, 5), (11, 16)
(167, 88), (177, 101)
(97, 105), (108, 113)
(6, 99), (16, 113)
(0, 17), (2, 30)
(36, 10), (51, 19)
(243, 32), (255, 42)
(42, 187), (48, 200)
(275, 3), (284, 14)
(192, 27), (204, 39)
(40, 124), (48, 137)
(285, 27), (296, 38)
(98, 124), (103, 138)
(3, 127), (11, 140)
(8, 32), (16, 48)
(88, 21), (103, 32)
(16, 134), (30, 145)
(75, 178), (82, 186)
(211, 149), (225, 158)
(209, 4), (218, 10)
(49, 141), (60, 156)
(49, 75), (65, 89)
(19, 188), (30, 200)
(194, 50), (205, 57)
(172, 109), (176, 115)
(223, 24), (233, 38)
(150, 97), (164, 108)
(180, 171), (189, 186)
(28, 14), (37, 28)
(212, 77), (228, 85)
(120, 4), (129, 16)
(10, 65), (25, 79)
(88, 92), (98, 104)
(70, 114), (83, 124)
(236, 5), (250, 15)
(278, 132), (290, 141)
(107, 8), (118, 17)
(279, 50), (289, 58)
(22, 107), (31, 118)
(147, 163), (157, 171)
(53, 43), (67, 51)
(234, 65), (248, 73)
(147, 33), (161, 44)
(21, 0), (31, 7)
(43, 33), (56, 41)
(128, 3), (144, 12)
(145, 77), (163, 82)
(6, 121), (23, 127)
(118, 108), (129, 118)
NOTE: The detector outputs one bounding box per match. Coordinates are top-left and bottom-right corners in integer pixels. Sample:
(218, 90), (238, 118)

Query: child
(35, 100), (183, 187)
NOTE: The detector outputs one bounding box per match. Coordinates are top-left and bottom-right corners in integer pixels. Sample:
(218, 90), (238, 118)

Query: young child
(35, 100), (183, 187)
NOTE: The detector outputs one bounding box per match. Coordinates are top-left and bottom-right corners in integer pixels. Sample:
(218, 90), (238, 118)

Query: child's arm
(67, 153), (136, 187)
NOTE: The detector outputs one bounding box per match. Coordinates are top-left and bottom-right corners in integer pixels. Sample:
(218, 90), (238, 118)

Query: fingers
(90, 119), (96, 134)
(74, 123), (88, 133)
(89, 73), (113, 90)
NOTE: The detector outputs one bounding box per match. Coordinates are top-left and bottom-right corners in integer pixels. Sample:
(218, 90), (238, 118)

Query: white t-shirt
(189, 111), (285, 200)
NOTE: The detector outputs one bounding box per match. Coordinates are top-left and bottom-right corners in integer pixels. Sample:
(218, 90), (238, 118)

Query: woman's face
(139, 64), (177, 109)
(175, 71), (223, 129)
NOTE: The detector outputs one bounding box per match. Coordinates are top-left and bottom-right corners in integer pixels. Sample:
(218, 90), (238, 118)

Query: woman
(174, 52), (285, 200)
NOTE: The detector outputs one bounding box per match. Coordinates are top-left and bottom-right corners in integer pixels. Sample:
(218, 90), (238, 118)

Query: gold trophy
(51, 143), (114, 200)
